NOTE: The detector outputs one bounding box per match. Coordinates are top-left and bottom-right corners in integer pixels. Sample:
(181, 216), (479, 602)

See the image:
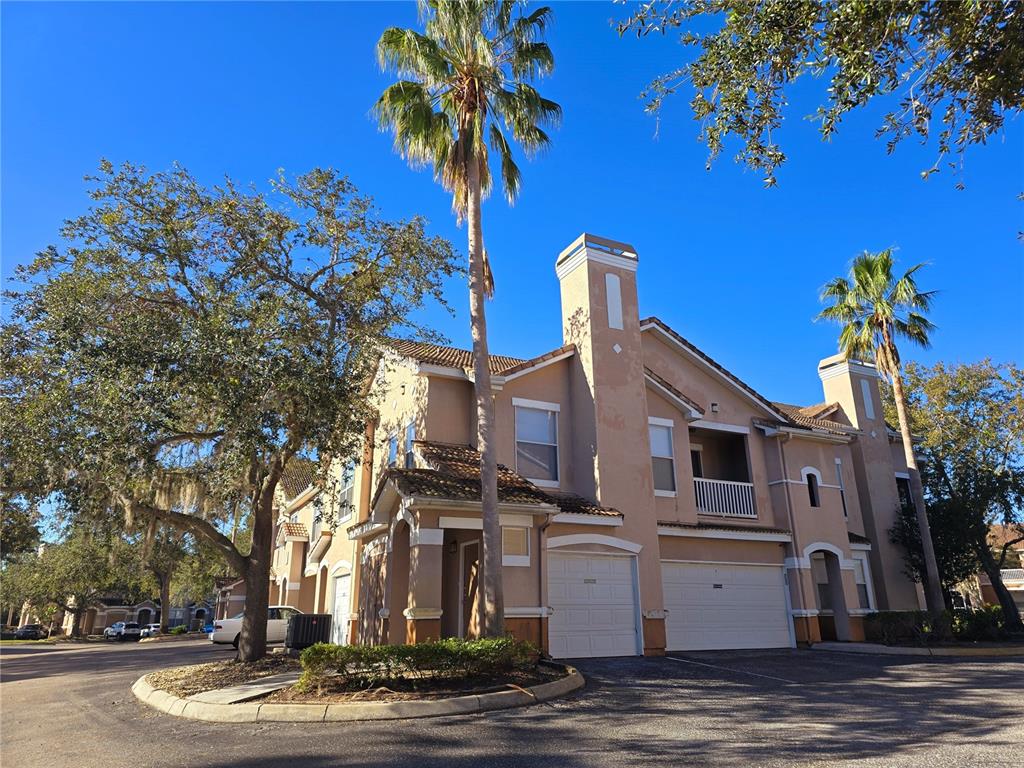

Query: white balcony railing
(694, 478), (757, 519)
(1001, 569), (1024, 585)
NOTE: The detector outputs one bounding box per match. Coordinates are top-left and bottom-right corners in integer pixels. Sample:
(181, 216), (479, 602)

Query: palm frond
(489, 123), (521, 203)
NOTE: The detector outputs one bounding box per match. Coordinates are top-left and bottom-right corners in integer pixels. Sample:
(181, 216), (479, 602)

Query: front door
(460, 541), (480, 639)
(331, 574), (351, 644)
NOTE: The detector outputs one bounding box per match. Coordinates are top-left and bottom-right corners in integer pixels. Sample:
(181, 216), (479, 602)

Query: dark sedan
(14, 624), (47, 640)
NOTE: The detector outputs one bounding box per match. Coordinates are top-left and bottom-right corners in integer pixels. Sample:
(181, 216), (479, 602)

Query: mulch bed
(146, 655), (301, 698)
(263, 666), (563, 704)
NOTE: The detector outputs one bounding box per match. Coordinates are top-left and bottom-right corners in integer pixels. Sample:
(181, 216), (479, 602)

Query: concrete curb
(132, 664), (584, 723)
(811, 641), (1024, 657)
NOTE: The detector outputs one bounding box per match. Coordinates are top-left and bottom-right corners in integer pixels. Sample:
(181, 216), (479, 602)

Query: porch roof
(658, 520), (791, 536)
(848, 531), (872, 545)
(771, 402), (855, 436)
(368, 440), (622, 519)
(387, 338), (527, 376)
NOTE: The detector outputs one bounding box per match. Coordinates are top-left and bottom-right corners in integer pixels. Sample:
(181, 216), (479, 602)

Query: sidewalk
(812, 641), (1024, 657)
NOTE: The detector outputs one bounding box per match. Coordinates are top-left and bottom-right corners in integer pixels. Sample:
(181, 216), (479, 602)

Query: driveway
(1, 642), (1020, 767)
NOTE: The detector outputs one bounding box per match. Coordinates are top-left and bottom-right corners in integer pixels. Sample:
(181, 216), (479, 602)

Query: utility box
(286, 613), (332, 650)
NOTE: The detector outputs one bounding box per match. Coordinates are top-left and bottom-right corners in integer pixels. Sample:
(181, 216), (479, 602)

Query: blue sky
(3, 1), (1021, 408)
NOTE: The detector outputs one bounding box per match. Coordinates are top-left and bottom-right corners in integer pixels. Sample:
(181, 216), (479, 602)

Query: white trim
(402, 607), (442, 620)
(412, 527), (444, 547)
(654, 490), (677, 498)
(894, 471), (910, 479)
(800, 466), (823, 483)
(785, 541), (857, 571)
(511, 397), (560, 412)
(660, 558), (786, 567)
(546, 534), (642, 553)
(286, 582), (301, 591)
(691, 419), (750, 434)
(605, 272), (624, 330)
(502, 349), (574, 382)
(818, 358), (879, 382)
(504, 606), (552, 618)
(555, 244), (638, 280)
(648, 416), (675, 428)
(437, 514), (535, 530)
(416, 362), (468, 381)
(789, 609), (820, 617)
(851, 551), (878, 611)
(330, 560), (353, 575)
(458, 539), (480, 638)
(657, 525), (791, 543)
(503, 555), (531, 567)
(551, 513), (623, 527)
(849, 542), (872, 552)
(530, 478), (560, 489)
(644, 375), (702, 421)
(768, 479), (841, 490)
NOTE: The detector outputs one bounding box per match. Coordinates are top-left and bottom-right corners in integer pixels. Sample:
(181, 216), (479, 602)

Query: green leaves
(620, 0), (1024, 186)
(374, 0), (560, 213)
(817, 249), (936, 375)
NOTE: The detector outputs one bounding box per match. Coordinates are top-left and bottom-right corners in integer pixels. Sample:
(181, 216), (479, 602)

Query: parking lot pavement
(1, 642), (1021, 768)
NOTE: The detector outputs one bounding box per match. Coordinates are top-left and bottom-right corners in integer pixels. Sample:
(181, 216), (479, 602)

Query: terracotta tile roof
(388, 339), (526, 376)
(372, 441), (622, 518)
(848, 531), (872, 545)
(644, 366), (704, 414)
(499, 344), (575, 378)
(772, 402), (854, 436)
(641, 317), (787, 420)
(658, 520), (792, 536)
(280, 459), (317, 499)
(282, 522), (309, 539)
(545, 492), (622, 518)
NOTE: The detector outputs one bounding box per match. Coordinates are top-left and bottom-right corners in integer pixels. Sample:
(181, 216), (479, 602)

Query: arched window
(807, 473), (820, 507)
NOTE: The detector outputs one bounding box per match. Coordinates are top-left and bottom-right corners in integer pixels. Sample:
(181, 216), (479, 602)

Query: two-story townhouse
(294, 233), (924, 659)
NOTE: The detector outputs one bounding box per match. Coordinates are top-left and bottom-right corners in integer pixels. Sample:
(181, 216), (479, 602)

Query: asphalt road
(1, 639), (1021, 768)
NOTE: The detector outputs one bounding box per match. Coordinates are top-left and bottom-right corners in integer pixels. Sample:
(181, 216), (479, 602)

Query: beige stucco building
(273, 233), (926, 658)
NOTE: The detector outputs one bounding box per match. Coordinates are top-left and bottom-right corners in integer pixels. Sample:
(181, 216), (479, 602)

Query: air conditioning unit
(285, 613), (333, 650)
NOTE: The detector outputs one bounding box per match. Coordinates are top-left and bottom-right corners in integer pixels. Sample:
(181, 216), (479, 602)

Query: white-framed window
(605, 272), (623, 330)
(802, 467), (822, 508)
(835, 458), (848, 518)
(337, 460), (356, 523)
(860, 378), (876, 420)
(513, 399), (559, 487)
(404, 422), (416, 469)
(649, 417), (676, 495)
(502, 527), (530, 567)
(387, 435), (398, 468)
(852, 553), (875, 610)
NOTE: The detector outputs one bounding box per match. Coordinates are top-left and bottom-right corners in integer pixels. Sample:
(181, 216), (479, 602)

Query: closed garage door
(548, 552), (640, 658)
(662, 562), (792, 651)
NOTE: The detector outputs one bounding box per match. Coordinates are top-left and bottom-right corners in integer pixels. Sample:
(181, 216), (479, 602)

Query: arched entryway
(387, 519), (411, 645)
(137, 608), (152, 625)
(810, 548), (852, 641)
(316, 565), (329, 614)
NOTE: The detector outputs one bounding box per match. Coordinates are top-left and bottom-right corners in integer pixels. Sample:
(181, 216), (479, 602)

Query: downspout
(774, 430), (809, 635)
(537, 512), (555, 654)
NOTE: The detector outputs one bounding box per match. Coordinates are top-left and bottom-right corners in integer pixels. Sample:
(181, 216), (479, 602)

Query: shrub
(298, 636), (538, 693)
(169, 625), (188, 635)
(951, 606), (1006, 641)
(862, 610), (952, 645)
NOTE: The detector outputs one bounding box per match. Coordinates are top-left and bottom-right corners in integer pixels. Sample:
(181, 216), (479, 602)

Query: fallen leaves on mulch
(263, 666), (562, 704)
(146, 655), (301, 698)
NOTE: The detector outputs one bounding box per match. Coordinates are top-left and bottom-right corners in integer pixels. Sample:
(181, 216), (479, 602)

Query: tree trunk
(977, 543), (1024, 633)
(890, 369), (946, 616)
(465, 143), (504, 638)
(70, 609), (83, 639)
(238, 490), (273, 661)
(6, 605), (15, 627)
(159, 575), (171, 634)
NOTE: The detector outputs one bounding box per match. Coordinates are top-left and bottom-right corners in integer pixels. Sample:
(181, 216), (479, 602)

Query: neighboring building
(976, 525), (1024, 611)
(282, 233), (927, 658)
(60, 597), (213, 635)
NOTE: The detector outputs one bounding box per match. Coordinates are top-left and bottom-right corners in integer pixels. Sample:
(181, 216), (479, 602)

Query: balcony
(694, 478), (756, 519)
(1001, 569), (1024, 586)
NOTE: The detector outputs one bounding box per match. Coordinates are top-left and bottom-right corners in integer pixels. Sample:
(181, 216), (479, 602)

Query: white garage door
(331, 574), (351, 645)
(548, 552), (640, 658)
(662, 562), (792, 651)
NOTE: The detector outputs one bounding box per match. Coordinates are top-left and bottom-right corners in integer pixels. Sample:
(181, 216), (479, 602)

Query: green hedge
(168, 625), (188, 635)
(298, 636), (538, 693)
(863, 607), (1008, 645)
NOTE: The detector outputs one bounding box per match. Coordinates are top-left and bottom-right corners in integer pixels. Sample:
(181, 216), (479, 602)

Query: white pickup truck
(209, 606), (302, 648)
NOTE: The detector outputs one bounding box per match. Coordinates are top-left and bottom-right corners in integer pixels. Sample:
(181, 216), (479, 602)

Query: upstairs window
(690, 446), (704, 479)
(387, 435), (398, 468)
(895, 476), (914, 514)
(404, 422), (416, 468)
(338, 461), (356, 523)
(514, 401), (559, 486)
(807, 473), (821, 508)
(649, 419), (676, 494)
(835, 460), (848, 518)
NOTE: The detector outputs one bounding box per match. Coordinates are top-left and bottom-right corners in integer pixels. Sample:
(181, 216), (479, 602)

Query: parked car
(14, 624), (47, 640)
(139, 623), (161, 638)
(210, 606), (301, 649)
(103, 621), (142, 641)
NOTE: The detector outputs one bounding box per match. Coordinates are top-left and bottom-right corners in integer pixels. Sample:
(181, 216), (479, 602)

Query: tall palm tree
(818, 249), (945, 616)
(374, 0), (560, 637)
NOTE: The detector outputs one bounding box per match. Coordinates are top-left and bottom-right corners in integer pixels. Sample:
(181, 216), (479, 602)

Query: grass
(0, 638), (57, 646)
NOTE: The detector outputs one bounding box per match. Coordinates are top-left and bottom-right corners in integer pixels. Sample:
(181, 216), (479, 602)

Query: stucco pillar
(405, 528), (444, 644)
(826, 554), (852, 641)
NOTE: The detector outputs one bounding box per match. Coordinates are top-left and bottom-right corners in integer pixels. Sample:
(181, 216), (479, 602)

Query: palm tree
(818, 249), (946, 616)
(374, 0), (560, 637)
